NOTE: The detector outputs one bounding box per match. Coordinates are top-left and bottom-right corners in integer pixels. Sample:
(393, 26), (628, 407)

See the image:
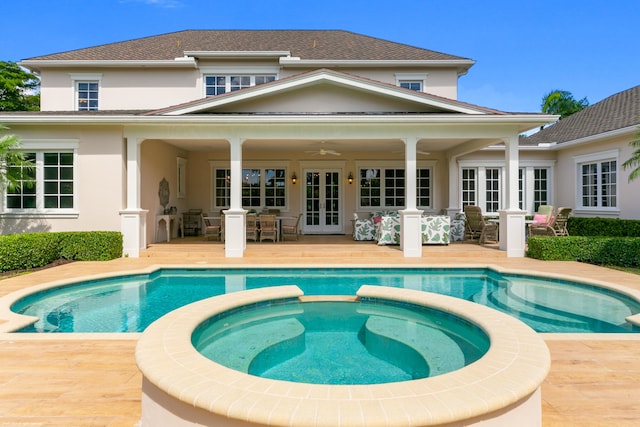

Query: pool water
(192, 299), (490, 384)
(11, 267), (640, 333)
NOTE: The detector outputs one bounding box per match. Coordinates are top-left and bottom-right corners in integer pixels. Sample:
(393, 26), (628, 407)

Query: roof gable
(147, 69), (502, 116)
(525, 85), (640, 145)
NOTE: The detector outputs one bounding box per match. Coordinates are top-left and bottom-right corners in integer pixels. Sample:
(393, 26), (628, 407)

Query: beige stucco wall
(554, 133), (639, 219)
(40, 68), (201, 111)
(0, 125), (124, 234)
(38, 64), (461, 112)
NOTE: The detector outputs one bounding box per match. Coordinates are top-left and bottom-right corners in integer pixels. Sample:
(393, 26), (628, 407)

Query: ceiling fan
(304, 142), (342, 156)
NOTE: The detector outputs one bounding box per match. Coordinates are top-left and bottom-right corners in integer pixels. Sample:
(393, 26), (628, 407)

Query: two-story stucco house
(0, 29), (586, 258)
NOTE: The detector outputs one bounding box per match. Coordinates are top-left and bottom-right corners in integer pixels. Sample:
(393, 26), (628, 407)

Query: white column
(446, 156), (460, 217)
(119, 137), (148, 258)
(225, 137), (246, 258)
(400, 137), (422, 257)
(498, 135), (526, 257)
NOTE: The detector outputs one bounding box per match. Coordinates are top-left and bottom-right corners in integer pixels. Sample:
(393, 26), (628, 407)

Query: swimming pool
(7, 267), (640, 333)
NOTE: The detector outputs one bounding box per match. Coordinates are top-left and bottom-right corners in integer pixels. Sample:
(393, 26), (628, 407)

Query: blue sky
(2, 0), (638, 113)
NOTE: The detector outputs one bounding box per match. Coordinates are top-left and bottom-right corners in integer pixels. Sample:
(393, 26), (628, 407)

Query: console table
(156, 214), (177, 243)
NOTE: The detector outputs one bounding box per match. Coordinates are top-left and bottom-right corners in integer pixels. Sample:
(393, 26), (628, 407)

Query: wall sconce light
(348, 172), (354, 184)
(291, 172), (297, 184)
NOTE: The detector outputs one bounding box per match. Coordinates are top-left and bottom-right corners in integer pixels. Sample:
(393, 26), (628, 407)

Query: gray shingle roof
(24, 30), (470, 62)
(524, 85), (640, 145)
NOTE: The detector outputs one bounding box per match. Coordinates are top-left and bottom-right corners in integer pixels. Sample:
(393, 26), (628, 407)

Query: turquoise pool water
(192, 299), (490, 384)
(11, 267), (640, 333)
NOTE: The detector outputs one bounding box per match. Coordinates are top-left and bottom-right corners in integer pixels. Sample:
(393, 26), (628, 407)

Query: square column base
(224, 209), (246, 258)
(120, 209), (148, 258)
(498, 210), (526, 257)
(400, 209), (423, 258)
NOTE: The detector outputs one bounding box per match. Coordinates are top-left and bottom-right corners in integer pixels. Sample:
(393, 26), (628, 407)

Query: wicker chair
(246, 214), (259, 242)
(463, 205), (498, 244)
(258, 214), (277, 242)
(281, 213), (302, 241)
(201, 214), (221, 241)
(530, 207), (572, 237)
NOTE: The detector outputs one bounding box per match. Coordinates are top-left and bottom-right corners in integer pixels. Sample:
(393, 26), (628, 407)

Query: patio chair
(246, 214), (259, 242)
(259, 214), (277, 242)
(201, 213), (221, 241)
(530, 207), (572, 237)
(527, 205), (554, 235)
(463, 205), (498, 244)
(281, 213), (302, 241)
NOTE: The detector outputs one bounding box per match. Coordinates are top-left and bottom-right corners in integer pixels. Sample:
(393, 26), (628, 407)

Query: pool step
(364, 315), (465, 377)
(198, 318), (305, 372)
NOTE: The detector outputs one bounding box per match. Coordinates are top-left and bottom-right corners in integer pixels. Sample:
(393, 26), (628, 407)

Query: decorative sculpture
(158, 178), (170, 214)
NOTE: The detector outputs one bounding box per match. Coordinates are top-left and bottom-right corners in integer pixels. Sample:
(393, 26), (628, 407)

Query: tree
(0, 61), (40, 111)
(0, 124), (34, 192)
(541, 89), (589, 120)
(622, 125), (640, 182)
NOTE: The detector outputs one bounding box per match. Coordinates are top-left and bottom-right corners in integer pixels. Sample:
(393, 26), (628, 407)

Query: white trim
(186, 51), (291, 58)
(68, 73), (103, 81)
(21, 60), (197, 69)
(395, 73), (428, 91)
(19, 140), (79, 149)
(176, 157), (187, 199)
(573, 149), (619, 164)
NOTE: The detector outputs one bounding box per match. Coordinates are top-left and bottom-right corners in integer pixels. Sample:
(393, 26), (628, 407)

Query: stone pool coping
(135, 285), (551, 426)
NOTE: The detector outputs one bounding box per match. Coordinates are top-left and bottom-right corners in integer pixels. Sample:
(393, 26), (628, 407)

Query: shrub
(527, 236), (640, 268)
(568, 217), (640, 237)
(0, 231), (122, 272)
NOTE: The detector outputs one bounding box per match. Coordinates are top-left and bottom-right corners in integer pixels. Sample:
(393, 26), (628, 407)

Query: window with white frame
(399, 81), (422, 91)
(575, 151), (617, 210)
(211, 165), (287, 209)
(395, 73), (427, 92)
(204, 74), (276, 96)
(76, 81), (99, 111)
(5, 144), (77, 212)
(461, 163), (553, 214)
(70, 74), (102, 111)
(357, 164), (434, 209)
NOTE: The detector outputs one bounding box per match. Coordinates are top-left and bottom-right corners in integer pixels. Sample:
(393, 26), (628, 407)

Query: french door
(303, 169), (342, 234)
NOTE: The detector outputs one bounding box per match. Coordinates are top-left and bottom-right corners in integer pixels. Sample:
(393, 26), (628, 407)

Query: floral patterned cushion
(374, 215), (451, 245)
(353, 218), (376, 240)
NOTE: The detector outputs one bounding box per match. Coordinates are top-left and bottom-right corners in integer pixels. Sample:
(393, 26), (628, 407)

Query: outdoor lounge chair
(281, 213), (302, 241)
(463, 205), (498, 244)
(258, 214), (277, 242)
(246, 214), (259, 242)
(529, 207), (572, 237)
(201, 214), (221, 241)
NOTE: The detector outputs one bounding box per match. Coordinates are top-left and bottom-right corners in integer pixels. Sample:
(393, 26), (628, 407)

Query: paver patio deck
(1, 236), (639, 426)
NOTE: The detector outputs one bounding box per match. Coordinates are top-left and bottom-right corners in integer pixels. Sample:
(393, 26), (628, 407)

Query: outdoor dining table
(203, 216), (296, 242)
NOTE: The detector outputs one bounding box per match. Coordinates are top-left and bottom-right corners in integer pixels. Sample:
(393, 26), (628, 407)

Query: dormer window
(399, 81), (423, 91)
(205, 74), (276, 96)
(395, 73), (427, 92)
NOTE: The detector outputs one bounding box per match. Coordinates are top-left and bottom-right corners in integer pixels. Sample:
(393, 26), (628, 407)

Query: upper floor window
(399, 81), (422, 91)
(575, 151), (617, 210)
(204, 74), (276, 96)
(395, 73), (427, 92)
(4, 144), (77, 213)
(77, 81), (99, 111)
(70, 73), (102, 111)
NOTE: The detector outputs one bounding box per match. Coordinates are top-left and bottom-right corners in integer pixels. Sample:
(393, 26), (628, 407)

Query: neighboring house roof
(524, 85), (640, 146)
(22, 30), (471, 63)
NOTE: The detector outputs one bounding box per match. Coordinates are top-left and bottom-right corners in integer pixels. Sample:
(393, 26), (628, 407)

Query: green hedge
(567, 217), (640, 237)
(527, 236), (640, 268)
(0, 231), (122, 272)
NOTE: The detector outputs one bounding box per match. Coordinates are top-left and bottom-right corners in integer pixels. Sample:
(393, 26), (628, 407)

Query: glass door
(303, 169), (342, 234)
